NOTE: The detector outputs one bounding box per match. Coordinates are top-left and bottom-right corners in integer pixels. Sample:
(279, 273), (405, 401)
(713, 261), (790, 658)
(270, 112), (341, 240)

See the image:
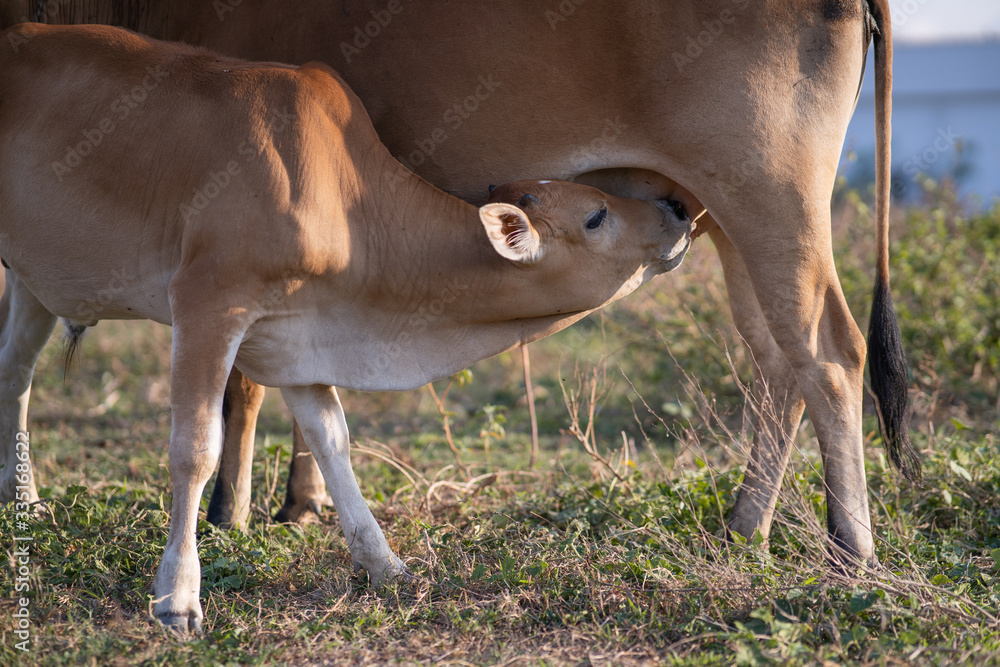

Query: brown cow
(0, 1), (918, 573)
(0, 23), (691, 632)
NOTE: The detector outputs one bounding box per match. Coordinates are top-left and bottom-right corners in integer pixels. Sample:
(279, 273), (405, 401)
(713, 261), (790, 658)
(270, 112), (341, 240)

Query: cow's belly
(170, 0), (860, 217)
(171, 3), (706, 204)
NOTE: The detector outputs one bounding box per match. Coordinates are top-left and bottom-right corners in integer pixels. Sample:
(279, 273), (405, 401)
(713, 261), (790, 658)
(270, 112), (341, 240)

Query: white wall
(841, 40), (1000, 205)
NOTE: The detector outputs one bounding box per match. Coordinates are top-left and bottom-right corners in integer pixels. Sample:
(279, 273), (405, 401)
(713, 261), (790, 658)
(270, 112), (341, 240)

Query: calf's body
(0, 24), (690, 632)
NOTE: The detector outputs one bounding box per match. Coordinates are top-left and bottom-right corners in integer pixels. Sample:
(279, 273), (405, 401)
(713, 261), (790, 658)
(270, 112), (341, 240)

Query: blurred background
(842, 0), (1000, 204)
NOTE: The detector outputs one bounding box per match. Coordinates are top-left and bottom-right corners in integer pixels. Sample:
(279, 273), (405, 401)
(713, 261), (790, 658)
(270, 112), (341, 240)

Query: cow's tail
(866, 0), (920, 483)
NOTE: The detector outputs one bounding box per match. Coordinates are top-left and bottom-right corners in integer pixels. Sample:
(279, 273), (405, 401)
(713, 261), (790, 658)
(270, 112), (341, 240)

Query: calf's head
(480, 180), (691, 315)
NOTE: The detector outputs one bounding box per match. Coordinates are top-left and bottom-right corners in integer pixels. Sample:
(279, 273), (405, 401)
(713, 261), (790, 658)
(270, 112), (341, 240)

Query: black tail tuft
(868, 278), (921, 483)
(62, 320), (88, 381)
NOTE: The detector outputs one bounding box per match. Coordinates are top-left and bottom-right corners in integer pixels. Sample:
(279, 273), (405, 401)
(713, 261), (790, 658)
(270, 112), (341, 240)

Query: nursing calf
(0, 24), (690, 632)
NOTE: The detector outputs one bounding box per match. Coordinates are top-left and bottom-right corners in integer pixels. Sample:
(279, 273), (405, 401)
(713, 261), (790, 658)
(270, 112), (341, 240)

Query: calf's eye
(585, 207), (608, 230)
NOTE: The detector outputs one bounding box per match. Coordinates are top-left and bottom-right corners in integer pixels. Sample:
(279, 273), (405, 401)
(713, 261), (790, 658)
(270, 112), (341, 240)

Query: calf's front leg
(280, 384), (407, 584)
(151, 306), (247, 633)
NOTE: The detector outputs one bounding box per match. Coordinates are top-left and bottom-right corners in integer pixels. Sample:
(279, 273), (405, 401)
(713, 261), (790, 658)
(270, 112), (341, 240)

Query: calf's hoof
(151, 567), (205, 635)
(155, 609), (204, 636)
(356, 555), (411, 587)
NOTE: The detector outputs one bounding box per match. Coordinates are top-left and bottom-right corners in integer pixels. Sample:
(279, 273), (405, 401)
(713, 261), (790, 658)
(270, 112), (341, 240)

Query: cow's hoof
(723, 525), (769, 549)
(205, 494), (249, 532)
(274, 493), (332, 524)
(827, 545), (879, 574)
(826, 529), (878, 573)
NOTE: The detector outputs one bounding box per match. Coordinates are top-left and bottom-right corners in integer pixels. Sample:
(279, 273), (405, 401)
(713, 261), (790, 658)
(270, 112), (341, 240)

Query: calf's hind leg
(280, 384), (406, 584)
(0, 272), (57, 505)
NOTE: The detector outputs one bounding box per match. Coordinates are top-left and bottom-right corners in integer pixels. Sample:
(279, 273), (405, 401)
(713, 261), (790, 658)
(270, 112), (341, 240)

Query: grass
(2, 183), (999, 665)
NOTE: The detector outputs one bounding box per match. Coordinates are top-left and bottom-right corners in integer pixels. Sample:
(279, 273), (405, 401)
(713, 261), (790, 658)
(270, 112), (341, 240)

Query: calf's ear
(479, 203), (543, 264)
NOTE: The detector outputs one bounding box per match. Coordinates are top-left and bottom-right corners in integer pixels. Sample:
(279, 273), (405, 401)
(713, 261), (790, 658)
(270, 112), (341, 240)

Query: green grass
(2, 186), (999, 665)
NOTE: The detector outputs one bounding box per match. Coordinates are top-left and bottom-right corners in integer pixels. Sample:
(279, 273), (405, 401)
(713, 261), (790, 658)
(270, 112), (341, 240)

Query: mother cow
(0, 0), (917, 566)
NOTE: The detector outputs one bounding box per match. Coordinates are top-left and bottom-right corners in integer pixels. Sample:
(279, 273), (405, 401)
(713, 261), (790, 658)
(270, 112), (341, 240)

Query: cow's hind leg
(208, 367), (333, 528)
(151, 285), (249, 633)
(206, 367), (265, 530)
(719, 202), (874, 565)
(274, 421), (333, 524)
(0, 272), (57, 505)
(280, 384), (406, 584)
(708, 228), (807, 544)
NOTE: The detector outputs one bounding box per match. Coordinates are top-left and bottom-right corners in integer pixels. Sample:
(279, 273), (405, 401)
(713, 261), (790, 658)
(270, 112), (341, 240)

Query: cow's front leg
(280, 384), (407, 584)
(209, 370), (332, 528)
(151, 304), (247, 634)
(709, 227), (806, 544)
